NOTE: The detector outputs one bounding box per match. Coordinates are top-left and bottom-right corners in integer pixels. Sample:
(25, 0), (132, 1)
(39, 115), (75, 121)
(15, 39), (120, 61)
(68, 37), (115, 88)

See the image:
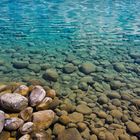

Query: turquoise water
(0, 0), (140, 89)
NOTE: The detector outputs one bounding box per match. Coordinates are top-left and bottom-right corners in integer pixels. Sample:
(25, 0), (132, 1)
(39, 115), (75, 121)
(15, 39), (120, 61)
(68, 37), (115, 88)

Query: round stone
(0, 93), (28, 112)
(0, 110), (5, 133)
(29, 85), (46, 107)
(43, 69), (58, 82)
(32, 110), (55, 130)
(4, 117), (24, 131)
(63, 63), (76, 74)
(80, 62), (96, 74)
(126, 121), (140, 134)
(13, 61), (29, 69)
(76, 104), (92, 114)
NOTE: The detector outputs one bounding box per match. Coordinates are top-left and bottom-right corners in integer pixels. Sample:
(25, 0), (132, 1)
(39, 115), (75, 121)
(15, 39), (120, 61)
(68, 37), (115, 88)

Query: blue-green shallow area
(0, 0), (140, 89)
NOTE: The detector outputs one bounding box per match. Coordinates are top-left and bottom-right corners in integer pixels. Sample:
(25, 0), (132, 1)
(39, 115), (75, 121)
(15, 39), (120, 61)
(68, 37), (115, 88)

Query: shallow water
(0, 0), (140, 89)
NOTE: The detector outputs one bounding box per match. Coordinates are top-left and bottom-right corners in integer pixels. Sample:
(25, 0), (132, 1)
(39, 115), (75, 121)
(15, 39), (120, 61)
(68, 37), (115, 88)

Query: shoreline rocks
(0, 83), (139, 140)
(0, 93), (28, 112)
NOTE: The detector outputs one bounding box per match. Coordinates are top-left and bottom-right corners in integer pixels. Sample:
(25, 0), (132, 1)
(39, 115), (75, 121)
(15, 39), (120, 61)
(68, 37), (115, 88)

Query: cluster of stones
(0, 83), (140, 140)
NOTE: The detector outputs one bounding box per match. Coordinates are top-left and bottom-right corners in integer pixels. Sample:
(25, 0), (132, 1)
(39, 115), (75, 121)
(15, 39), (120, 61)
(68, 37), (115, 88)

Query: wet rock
(113, 63), (126, 72)
(58, 128), (83, 140)
(4, 117), (24, 131)
(46, 89), (56, 98)
(13, 61), (29, 69)
(81, 128), (90, 139)
(132, 115), (140, 124)
(43, 69), (59, 81)
(76, 104), (92, 114)
(119, 134), (130, 140)
(129, 52), (140, 59)
(110, 109), (123, 119)
(80, 62), (96, 74)
(98, 131), (106, 140)
(49, 97), (61, 109)
(28, 64), (41, 73)
(20, 122), (34, 135)
(29, 86), (46, 107)
(19, 134), (31, 140)
(0, 110), (5, 133)
(77, 122), (87, 131)
(40, 63), (51, 70)
(0, 85), (8, 92)
(32, 110), (55, 130)
(107, 91), (121, 99)
(69, 112), (84, 123)
(36, 97), (52, 110)
(78, 82), (88, 91)
(0, 131), (10, 140)
(97, 111), (107, 119)
(131, 99), (140, 107)
(89, 134), (98, 140)
(106, 115), (113, 124)
(31, 131), (52, 140)
(121, 93), (133, 101)
(110, 80), (125, 90)
(0, 93), (28, 112)
(126, 121), (140, 134)
(63, 63), (76, 74)
(112, 99), (121, 107)
(19, 107), (33, 121)
(53, 123), (65, 135)
(14, 85), (29, 96)
(98, 95), (109, 104)
(105, 131), (116, 140)
(59, 115), (71, 125)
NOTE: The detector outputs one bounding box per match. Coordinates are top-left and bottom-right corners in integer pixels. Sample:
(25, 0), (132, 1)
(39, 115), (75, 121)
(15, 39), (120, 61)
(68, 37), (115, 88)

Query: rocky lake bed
(0, 43), (140, 140)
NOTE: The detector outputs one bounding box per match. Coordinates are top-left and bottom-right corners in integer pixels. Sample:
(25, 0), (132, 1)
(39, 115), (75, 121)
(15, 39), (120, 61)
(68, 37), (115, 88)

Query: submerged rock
(69, 112), (84, 123)
(0, 93), (28, 112)
(19, 107), (33, 121)
(43, 69), (58, 82)
(63, 63), (76, 74)
(19, 134), (31, 140)
(0, 131), (10, 140)
(31, 131), (52, 140)
(28, 64), (41, 73)
(0, 110), (5, 133)
(32, 110), (55, 130)
(29, 85), (46, 107)
(36, 97), (52, 110)
(76, 104), (92, 114)
(13, 61), (29, 69)
(20, 122), (34, 135)
(14, 85), (29, 96)
(57, 128), (83, 140)
(80, 62), (96, 74)
(126, 121), (140, 134)
(53, 123), (65, 135)
(4, 117), (24, 131)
